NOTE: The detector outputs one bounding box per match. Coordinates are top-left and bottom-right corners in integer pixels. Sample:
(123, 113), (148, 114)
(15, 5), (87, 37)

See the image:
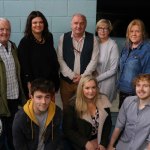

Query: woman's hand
(98, 144), (106, 150)
(85, 141), (95, 150)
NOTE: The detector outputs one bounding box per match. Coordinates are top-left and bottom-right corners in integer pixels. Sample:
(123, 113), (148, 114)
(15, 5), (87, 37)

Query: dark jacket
(0, 41), (25, 116)
(118, 41), (150, 94)
(18, 33), (60, 97)
(63, 94), (112, 150)
(12, 100), (63, 150)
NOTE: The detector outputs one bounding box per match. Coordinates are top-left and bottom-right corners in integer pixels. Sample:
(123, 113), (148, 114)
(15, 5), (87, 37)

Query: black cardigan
(18, 33), (60, 97)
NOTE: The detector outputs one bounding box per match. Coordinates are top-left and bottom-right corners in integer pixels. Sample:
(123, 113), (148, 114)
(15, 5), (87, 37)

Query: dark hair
(30, 78), (55, 96)
(24, 11), (50, 39)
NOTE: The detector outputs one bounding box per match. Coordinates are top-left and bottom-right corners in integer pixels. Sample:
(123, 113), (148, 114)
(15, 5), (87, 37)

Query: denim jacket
(118, 41), (150, 94)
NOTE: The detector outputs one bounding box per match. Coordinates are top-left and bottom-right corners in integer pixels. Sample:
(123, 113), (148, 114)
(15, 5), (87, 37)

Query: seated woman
(63, 75), (112, 150)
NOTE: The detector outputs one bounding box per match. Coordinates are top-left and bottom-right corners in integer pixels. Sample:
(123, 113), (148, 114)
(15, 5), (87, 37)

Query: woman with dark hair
(18, 11), (60, 99)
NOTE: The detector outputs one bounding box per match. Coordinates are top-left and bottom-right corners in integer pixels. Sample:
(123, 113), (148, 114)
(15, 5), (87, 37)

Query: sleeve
(18, 37), (32, 82)
(115, 98), (128, 129)
(82, 36), (99, 76)
(96, 42), (119, 82)
(53, 107), (64, 150)
(12, 111), (28, 150)
(49, 34), (60, 92)
(141, 48), (150, 74)
(57, 34), (75, 80)
(62, 105), (89, 148)
(100, 108), (112, 147)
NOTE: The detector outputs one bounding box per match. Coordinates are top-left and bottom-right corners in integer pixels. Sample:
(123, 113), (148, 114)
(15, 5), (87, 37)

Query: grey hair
(0, 17), (10, 23)
(0, 18), (11, 31)
(72, 13), (87, 24)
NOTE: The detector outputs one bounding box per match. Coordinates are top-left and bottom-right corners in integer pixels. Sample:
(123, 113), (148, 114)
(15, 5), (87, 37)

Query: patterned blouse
(91, 107), (99, 138)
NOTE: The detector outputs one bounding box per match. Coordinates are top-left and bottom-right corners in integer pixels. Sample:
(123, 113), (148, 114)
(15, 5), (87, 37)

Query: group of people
(0, 10), (150, 150)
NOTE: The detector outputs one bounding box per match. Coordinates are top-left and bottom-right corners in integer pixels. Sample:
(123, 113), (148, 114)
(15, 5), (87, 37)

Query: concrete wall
(1, 0), (121, 128)
(0, 0), (97, 48)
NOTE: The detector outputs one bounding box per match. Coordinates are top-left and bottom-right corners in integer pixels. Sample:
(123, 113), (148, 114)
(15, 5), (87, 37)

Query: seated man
(108, 74), (150, 150)
(12, 78), (63, 150)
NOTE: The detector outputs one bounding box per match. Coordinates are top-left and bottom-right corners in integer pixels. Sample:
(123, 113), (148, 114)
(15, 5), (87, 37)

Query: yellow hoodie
(23, 99), (56, 139)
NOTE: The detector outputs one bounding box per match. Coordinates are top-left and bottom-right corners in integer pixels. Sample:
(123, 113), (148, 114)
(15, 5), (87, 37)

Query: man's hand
(107, 144), (115, 150)
(73, 74), (81, 84)
(147, 142), (150, 150)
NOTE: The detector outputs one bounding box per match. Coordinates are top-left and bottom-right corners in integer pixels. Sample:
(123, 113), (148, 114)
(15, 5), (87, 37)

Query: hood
(23, 99), (56, 127)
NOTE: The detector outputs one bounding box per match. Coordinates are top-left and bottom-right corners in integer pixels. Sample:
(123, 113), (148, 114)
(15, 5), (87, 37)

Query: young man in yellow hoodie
(12, 78), (63, 150)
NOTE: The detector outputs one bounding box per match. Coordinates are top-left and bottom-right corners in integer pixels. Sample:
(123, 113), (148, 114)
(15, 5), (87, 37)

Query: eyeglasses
(97, 27), (109, 32)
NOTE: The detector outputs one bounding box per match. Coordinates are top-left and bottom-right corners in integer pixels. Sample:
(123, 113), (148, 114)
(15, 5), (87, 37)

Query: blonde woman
(63, 75), (112, 150)
(96, 19), (119, 102)
(118, 19), (150, 108)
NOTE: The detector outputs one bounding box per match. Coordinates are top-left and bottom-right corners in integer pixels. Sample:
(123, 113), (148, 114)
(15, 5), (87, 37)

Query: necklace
(33, 36), (45, 44)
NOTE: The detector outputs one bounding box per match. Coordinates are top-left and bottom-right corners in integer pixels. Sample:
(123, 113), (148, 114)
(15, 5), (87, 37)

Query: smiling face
(31, 17), (44, 35)
(71, 15), (86, 38)
(83, 80), (97, 101)
(31, 91), (51, 115)
(0, 19), (11, 46)
(97, 22), (110, 42)
(136, 80), (150, 101)
(129, 25), (143, 46)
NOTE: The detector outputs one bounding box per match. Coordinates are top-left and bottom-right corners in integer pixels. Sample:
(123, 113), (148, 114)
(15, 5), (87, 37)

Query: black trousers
(119, 91), (135, 109)
(0, 99), (19, 150)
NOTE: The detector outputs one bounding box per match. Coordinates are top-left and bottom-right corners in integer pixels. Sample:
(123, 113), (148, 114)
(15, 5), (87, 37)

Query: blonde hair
(126, 19), (146, 43)
(75, 75), (99, 117)
(96, 19), (112, 32)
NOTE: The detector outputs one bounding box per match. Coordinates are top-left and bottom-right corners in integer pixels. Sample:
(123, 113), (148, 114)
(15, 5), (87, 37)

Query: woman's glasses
(97, 27), (109, 32)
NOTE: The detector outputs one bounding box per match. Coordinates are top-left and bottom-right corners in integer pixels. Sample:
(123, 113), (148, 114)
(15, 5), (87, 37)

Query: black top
(18, 33), (60, 97)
